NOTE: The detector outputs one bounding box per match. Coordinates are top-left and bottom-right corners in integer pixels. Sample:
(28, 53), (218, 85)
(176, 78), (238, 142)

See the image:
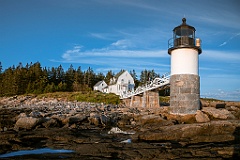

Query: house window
(128, 80), (131, 91)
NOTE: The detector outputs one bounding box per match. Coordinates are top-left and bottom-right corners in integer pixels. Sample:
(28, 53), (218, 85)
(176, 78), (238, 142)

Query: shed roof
(94, 80), (105, 87)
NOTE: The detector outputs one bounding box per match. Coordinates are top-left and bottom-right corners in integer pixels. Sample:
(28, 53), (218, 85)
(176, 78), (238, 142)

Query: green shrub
(159, 96), (170, 103)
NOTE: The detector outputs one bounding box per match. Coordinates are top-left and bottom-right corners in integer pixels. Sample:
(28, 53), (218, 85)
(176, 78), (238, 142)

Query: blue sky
(0, 0), (240, 101)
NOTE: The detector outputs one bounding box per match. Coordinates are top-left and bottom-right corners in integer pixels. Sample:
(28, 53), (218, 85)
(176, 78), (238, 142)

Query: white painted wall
(108, 85), (118, 94)
(108, 71), (135, 95)
(171, 48), (199, 75)
(93, 81), (107, 92)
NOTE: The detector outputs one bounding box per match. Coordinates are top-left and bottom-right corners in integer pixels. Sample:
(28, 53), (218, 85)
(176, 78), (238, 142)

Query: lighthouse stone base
(170, 74), (200, 115)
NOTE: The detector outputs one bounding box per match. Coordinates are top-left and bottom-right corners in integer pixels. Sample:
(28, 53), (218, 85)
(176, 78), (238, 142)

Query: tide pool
(0, 148), (74, 158)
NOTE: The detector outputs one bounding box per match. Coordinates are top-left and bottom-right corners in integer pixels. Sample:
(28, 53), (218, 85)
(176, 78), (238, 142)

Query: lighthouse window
(175, 29), (193, 38)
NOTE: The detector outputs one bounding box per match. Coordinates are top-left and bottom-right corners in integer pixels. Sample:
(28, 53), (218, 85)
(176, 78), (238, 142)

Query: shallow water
(0, 148), (74, 158)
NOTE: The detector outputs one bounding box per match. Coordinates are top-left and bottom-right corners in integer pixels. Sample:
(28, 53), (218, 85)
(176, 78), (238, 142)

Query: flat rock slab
(139, 120), (240, 144)
(202, 107), (235, 119)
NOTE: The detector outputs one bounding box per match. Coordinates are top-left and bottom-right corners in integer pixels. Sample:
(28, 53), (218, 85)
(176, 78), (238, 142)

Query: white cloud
(199, 67), (224, 71)
(219, 32), (240, 47)
(51, 44), (170, 76)
(201, 89), (240, 101)
(201, 50), (240, 61)
(111, 39), (133, 49)
(219, 42), (227, 47)
(61, 46), (168, 60)
(61, 45), (82, 60)
(89, 32), (117, 40)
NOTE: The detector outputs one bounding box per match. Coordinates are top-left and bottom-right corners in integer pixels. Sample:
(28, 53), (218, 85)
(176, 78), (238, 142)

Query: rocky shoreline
(0, 95), (240, 159)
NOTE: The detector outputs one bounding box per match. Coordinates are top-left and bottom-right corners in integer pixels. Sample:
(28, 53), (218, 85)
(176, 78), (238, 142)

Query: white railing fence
(120, 73), (170, 99)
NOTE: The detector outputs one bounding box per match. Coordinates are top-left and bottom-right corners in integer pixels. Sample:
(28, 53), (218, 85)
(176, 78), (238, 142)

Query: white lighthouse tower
(168, 18), (202, 114)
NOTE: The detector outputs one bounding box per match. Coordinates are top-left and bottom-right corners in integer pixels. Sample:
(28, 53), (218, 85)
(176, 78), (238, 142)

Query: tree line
(0, 62), (169, 96)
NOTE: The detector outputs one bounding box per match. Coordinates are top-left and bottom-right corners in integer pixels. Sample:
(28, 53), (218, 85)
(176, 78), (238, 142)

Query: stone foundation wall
(143, 90), (160, 108)
(170, 74), (200, 114)
(130, 95), (142, 108)
(122, 90), (160, 108)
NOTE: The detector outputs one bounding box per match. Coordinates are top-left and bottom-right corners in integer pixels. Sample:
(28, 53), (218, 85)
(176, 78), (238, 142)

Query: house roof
(109, 70), (134, 86)
(109, 70), (126, 85)
(94, 80), (105, 87)
(114, 70), (126, 79)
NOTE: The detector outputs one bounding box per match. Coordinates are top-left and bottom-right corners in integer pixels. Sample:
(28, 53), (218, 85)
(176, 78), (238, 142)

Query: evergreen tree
(0, 62), (2, 74)
(0, 62), (3, 95)
(79, 67), (96, 92)
(130, 69), (139, 88)
(44, 82), (56, 93)
(140, 69), (159, 85)
(27, 62), (44, 93)
(56, 65), (64, 84)
(72, 66), (85, 92)
(48, 67), (57, 85)
(14, 63), (28, 94)
(140, 69), (148, 85)
(105, 70), (114, 85)
(95, 72), (105, 84)
(1, 67), (16, 95)
(65, 64), (75, 91)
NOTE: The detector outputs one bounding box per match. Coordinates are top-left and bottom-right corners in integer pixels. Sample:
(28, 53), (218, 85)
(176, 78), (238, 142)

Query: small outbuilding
(93, 80), (108, 92)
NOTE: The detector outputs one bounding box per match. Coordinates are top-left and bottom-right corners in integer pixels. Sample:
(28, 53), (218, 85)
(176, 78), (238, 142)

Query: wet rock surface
(0, 96), (240, 159)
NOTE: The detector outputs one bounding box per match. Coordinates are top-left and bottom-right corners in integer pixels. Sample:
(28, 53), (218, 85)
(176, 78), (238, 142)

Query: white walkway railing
(120, 73), (170, 99)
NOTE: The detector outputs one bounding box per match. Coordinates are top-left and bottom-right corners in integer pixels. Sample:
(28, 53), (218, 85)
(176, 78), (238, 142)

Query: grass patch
(35, 91), (120, 105)
(159, 96), (170, 103)
(200, 97), (224, 102)
(160, 96), (223, 103)
(75, 91), (120, 104)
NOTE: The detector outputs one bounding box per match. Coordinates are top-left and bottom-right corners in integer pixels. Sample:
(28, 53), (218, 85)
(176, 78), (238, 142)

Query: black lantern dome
(168, 18), (201, 54)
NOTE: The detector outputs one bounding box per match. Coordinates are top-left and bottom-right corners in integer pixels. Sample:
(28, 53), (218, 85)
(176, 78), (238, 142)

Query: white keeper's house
(94, 70), (135, 95)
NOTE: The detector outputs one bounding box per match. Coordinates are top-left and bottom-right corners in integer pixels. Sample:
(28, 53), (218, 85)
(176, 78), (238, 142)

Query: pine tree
(65, 64), (75, 91)
(95, 72), (105, 84)
(2, 67), (16, 95)
(130, 69), (139, 88)
(73, 66), (84, 92)
(0, 62), (3, 95)
(56, 65), (64, 84)
(105, 70), (114, 85)
(48, 67), (57, 85)
(15, 63), (28, 94)
(140, 69), (148, 85)
(0, 62), (2, 74)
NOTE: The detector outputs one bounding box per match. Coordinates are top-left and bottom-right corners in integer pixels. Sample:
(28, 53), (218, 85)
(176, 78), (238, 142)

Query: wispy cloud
(50, 44), (170, 75)
(205, 74), (240, 79)
(201, 50), (240, 61)
(61, 46), (168, 59)
(201, 89), (240, 101)
(219, 32), (240, 47)
(219, 42), (227, 47)
(199, 67), (224, 71)
(89, 32), (117, 40)
(112, 0), (162, 12)
(111, 39), (134, 49)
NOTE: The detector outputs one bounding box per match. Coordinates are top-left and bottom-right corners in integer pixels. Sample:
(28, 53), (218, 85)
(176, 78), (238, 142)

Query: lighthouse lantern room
(168, 18), (202, 115)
